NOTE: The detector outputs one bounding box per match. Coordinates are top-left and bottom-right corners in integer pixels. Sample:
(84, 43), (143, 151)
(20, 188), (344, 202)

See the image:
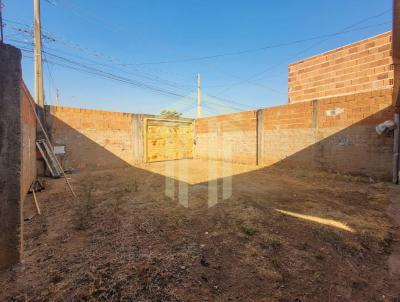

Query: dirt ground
(1, 159), (400, 301)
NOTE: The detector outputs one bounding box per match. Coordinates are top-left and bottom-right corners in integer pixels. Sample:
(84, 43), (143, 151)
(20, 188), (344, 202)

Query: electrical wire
(213, 9), (391, 95)
(6, 7), (391, 115)
(124, 22), (391, 66)
(15, 43), (197, 100)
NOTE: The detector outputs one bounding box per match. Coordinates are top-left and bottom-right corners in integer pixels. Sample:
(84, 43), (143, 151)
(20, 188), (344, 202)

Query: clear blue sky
(3, 0), (392, 117)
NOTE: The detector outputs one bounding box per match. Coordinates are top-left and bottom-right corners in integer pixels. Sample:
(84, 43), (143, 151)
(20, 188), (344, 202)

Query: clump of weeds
(269, 237), (283, 251)
(270, 255), (281, 269)
(113, 190), (126, 214)
(240, 224), (258, 236)
(73, 181), (96, 230)
(124, 180), (139, 193)
(260, 236), (283, 252)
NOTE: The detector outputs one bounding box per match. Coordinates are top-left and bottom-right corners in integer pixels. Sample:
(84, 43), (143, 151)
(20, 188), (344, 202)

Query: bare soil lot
(1, 159), (399, 301)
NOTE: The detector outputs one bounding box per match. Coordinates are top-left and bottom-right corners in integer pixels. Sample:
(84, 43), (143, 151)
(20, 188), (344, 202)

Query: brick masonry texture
(46, 31), (394, 180)
(46, 107), (194, 169)
(196, 88), (393, 179)
(263, 88), (393, 178)
(20, 82), (37, 195)
(288, 32), (393, 103)
(47, 106), (142, 169)
(47, 87), (394, 179)
(196, 111), (258, 165)
(0, 44), (36, 269)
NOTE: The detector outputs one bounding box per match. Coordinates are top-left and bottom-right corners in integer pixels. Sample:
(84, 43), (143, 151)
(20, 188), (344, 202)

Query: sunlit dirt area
(1, 159), (399, 301)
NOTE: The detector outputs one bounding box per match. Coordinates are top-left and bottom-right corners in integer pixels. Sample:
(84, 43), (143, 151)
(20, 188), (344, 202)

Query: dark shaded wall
(0, 44), (37, 269)
(46, 106), (141, 170)
(46, 106), (195, 169)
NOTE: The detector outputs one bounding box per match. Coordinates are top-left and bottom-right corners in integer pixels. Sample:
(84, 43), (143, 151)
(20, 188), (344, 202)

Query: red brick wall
(0, 43), (37, 269)
(195, 111), (257, 165)
(20, 82), (37, 195)
(288, 32), (393, 103)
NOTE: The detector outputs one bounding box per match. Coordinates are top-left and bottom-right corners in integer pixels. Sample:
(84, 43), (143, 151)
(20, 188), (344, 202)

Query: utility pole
(56, 88), (60, 106)
(0, 0), (4, 44)
(34, 0), (45, 108)
(393, 0), (400, 183)
(196, 73), (202, 118)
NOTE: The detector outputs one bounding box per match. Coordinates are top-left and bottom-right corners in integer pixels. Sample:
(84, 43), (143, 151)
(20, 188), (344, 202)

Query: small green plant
(270, 256), (281, 269)
(124, 180), (139, 193)
(240, 224), (257, 236)
(115, 192), (123, 210)
(73, 181), (96, 230)
(269, 238), (282, 250)
(158, 109), (182, 119)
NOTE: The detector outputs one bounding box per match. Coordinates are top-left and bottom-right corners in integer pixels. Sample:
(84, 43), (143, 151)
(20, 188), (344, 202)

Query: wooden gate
(144, 118), (194, 163)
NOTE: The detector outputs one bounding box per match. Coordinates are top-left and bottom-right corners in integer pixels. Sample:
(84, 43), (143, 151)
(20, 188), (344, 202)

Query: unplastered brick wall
(288, 32), (393, 103)
(195, 88), (393, 179)
(263, 87), (394, 178)
(46, 106), (145, 169)
(20, 82), (37, 195)
(0, 44), (36, 269)
(262, 101), (315, 165)
(195, 111), (258, 165)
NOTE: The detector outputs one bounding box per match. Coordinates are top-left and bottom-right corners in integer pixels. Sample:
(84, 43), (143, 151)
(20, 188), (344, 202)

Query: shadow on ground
(0, 107), (398, 301)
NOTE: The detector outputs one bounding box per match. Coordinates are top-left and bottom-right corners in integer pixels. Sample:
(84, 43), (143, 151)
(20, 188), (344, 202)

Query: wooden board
(145, 118), (194, 162)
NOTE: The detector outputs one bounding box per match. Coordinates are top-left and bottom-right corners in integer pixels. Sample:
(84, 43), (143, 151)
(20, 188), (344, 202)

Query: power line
(213, 9), (391, 95)
(4, 14), (389, 98)
(124, 22), (391, 66)
(201, 61), (286, 95)
(5, 21), (195, 92)
(15, 42), (197, 100)
(43, 51), (57, 105)
(6, 7), (391, 114)
(18, 5), (390, 67)
(203, 94), (254, 112)
(8, 32), (256, 111)
(0, 0), (4, 43)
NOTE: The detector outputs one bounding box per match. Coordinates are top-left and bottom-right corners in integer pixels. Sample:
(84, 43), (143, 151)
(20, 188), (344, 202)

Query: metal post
(393, 112), (400, 184)
(56, 88), (60, 106)
(34, 0), (45, 107)
(0, 0), (4, 44)
(393, 0), (400, 183)
(196, 73), (202, 118)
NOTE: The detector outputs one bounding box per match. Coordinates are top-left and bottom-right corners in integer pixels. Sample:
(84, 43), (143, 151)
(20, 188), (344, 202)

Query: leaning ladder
(36, 139), (63, 178)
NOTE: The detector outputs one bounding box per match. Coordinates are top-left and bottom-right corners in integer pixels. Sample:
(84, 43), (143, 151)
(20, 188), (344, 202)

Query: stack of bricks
(288, 32), (393, 103)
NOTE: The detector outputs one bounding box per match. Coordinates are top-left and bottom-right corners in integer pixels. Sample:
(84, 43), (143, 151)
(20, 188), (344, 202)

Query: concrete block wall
(0, 44), (36, 269)
(195, 111), (258, 165)
(288, 32), (393, 103)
